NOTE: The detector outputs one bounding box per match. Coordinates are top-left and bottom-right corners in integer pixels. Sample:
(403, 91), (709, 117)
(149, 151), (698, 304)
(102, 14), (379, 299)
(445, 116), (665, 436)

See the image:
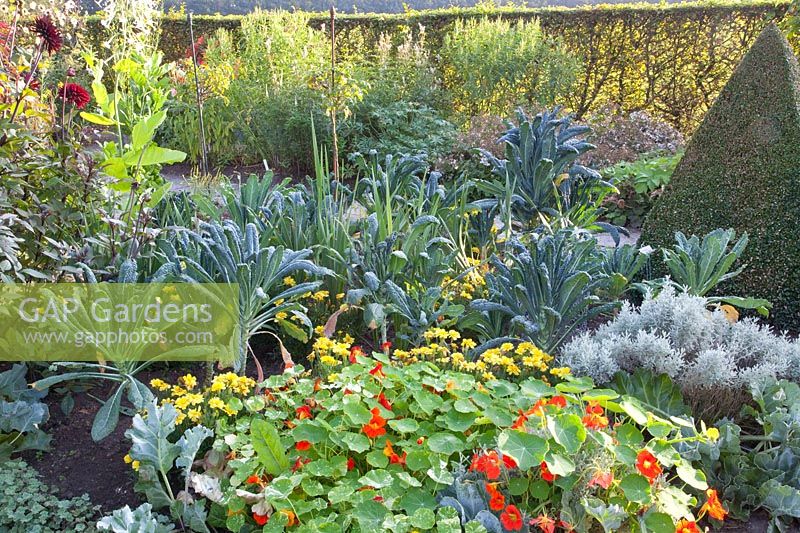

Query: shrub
(134, 357), (719, 531)
(440, 17), (579, 120)
(558, 287), (800, 420)
(640, 23), (800, 331)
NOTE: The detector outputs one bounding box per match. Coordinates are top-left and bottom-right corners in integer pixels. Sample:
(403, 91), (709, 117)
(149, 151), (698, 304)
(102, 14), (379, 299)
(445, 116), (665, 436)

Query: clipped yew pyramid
(641, 23), (800, 330)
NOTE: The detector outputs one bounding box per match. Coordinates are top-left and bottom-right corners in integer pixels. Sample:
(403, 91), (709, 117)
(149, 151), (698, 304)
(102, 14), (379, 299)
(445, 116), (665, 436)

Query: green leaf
(79, 111), (117, 126)
(341, 432), (371, 453)
(619, 474), (652, 504)
(760, 480), (800, 518)
(359, 469), (394, 489)
(612, 370), (690, 418)
(497, 429), (547, 470)
(388, 418), (419, 433)
(176, 426), (212, 482)
(353, 500), (389, 530)
(131, 110), (167, 151)
(91, 385), (124, 442)
(427, 432), (466, 455)
(125, 401), (180, 473)
(547, 413), (586, 454)
(410, 508), (436, 529)
(643, 512), (674, 533)
(250, 419), (289, 475)
(675, 462), (708, 490)
(343, 399), (372, 425)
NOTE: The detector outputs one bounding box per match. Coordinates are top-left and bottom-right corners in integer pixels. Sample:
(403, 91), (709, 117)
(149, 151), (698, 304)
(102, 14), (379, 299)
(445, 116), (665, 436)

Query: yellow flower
(171, 385), (187, 397)
(283, 276), (296, 287)
(131, 460), (140, 471)
(481, 371), (496, 381)
(208, 397), (226, 410)
(123, 454), (133, 464)
(500, 342), (514, 352)
(336, 293), (345, 300)
(210, 381), (226, 392)
(320, 355), (338, 366)
(328, 373), (339, 382)
(179, 374), (197, 390)
(187, 408), (202, 423)
(176, 411), (186, 425)
(175, 393), (204, 410)
(149, 378), (170, 392)
(461, 338), (477, 350)
(276, 312), (288, 320)
(706, 427), (720, 441)
(312, 290), (329, 302)
(550, 367), (571, 378)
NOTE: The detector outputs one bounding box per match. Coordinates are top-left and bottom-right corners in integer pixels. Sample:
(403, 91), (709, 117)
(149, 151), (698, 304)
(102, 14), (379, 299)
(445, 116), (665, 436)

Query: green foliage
(166, 357), (715, 532)
(440, 17), (579, 119)
(699, 379), (800, 530)
(641, 23), (800, 330)
(0, 459), (101, 532)
(601, 151), (682, 228)
(81, 52), (186, 189)
(98, 0), (794, 135)
(125, 401), (213, 529)
(645, 229), (772, 315)
(175, 220), (332, 369)
(0, 364), (50, 460)
(471, 233), (616, 353)
(477, 108), (618, 236)
(611, 370), (691, 418)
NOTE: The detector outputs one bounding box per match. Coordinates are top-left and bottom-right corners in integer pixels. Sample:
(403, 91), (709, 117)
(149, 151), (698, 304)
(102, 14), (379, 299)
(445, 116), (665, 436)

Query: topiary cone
(640, 23), (800, 331)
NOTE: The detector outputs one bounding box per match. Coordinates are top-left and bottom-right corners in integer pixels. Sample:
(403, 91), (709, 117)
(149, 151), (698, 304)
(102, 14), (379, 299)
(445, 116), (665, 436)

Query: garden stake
(188, 12), (209, 177)
(330, 6), (339, 181)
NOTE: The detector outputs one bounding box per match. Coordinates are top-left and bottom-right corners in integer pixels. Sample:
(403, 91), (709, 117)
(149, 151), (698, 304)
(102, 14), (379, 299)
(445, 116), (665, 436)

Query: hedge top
(83, 0), (789, 23)
(640, 22), (800, 331)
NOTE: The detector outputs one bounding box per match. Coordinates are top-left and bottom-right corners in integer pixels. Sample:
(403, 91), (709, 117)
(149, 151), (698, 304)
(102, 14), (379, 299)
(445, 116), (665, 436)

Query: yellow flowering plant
(149, 372), (258, 426)
(307, 326), (569, 383)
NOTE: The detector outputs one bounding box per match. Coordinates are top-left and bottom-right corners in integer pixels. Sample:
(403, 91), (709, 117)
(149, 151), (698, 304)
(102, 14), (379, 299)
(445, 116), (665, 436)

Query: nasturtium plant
(157, 354), (726, 532)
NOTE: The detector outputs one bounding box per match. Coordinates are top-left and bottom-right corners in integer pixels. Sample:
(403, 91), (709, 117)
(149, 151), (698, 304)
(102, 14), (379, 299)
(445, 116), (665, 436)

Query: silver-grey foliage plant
(558, 287), (800, 418)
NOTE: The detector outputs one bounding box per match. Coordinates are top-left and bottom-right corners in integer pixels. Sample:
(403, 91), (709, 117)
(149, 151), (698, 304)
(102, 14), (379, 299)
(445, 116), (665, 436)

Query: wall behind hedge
(86, 0), (793, 131)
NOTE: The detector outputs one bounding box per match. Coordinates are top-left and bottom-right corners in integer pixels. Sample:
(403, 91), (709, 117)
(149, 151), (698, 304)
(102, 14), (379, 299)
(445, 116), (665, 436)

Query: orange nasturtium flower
(700, 488), (728, 521)
(295, 405), (313, 420)
(636, 450), (663, 484)
(252, 512), (268, 526)
(485, 483), (505, 511)
(295, 440), (311, 451)
(587, 471), (614, 489)
(530, 514), (556, 533)
(377, 392), (392, 411)
(469, 451), (502, 480)
(582, 401), (609, 430)
(500, 505), (524, 531)
(362, 407), (387, 439)
(369, 362), (386, 379)
(539, 461), (556, 483)
(675, 519), (701, 533)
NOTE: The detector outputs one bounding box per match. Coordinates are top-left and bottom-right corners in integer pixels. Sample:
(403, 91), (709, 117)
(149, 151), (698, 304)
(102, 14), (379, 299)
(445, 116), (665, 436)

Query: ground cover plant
(3, 1), (800, 532)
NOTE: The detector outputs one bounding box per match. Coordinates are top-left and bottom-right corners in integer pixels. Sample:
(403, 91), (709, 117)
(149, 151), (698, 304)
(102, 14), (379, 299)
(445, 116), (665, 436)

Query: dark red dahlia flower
(24, 73), (41, 92)
(31, 15), (62, 55)
(58, 83), (90, 109)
